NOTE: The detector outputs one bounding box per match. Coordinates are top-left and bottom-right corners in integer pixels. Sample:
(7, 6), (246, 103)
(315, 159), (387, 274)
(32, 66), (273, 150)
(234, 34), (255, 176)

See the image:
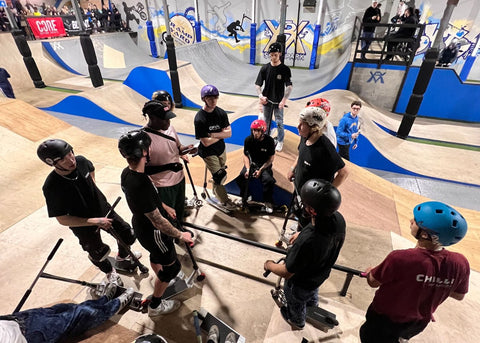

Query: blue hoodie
(336, 112), (359, 146)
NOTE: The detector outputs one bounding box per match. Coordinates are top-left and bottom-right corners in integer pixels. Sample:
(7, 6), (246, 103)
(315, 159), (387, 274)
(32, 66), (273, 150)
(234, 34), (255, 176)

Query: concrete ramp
(175, 38), (351, 99)
(42, 32), (158, 80)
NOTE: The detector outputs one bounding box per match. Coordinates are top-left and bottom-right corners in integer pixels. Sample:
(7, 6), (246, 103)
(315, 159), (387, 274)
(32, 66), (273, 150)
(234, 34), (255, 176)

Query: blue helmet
(200, 85), (219, 100)
(413, 201), (467, 246)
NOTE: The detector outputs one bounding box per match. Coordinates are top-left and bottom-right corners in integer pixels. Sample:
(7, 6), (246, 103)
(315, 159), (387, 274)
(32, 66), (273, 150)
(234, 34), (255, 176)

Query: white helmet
(299, 107), (327, 129)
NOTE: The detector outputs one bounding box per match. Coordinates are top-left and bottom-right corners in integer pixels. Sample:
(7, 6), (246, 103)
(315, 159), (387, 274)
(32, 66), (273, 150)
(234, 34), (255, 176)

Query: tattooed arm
(145, 209), (193, 244)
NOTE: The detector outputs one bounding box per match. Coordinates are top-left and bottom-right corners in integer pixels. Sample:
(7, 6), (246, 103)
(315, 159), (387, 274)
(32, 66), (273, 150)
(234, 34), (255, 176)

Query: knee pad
(156, 259), (181, 282)
(212, 168), (227, 185)
(88, 245), (111, 263)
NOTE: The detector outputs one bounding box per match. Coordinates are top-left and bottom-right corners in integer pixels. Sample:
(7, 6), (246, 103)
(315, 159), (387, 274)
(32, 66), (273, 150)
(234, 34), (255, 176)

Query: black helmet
(151, 90), (173, 104)
(268, 42), (282, 53)
(133, 334), (168, 343)
(37, 139), (73, 166)
(300, 179), (341, 217)
(118, 130), (151, 159)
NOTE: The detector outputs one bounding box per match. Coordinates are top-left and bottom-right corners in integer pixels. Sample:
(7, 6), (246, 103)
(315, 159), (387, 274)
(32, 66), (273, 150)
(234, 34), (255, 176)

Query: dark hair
(351, 100), (362, 108)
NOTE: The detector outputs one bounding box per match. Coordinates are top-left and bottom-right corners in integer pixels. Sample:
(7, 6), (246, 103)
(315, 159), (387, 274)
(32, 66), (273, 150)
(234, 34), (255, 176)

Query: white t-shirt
(323, 121), (337, 148)
(0, 320), (27, 343)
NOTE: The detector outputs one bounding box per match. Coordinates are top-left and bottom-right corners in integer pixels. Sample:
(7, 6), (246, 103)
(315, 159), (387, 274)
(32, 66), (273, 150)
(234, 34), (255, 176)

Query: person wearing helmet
(37, 139), (140, 286)
(255, 41), (293, 152)
(118, 130), (194, 317)
(287, 107), (348, 198)
(336, 101), (361, 161)
(142, 98), (196, 222)
(194, 85), (235, 210)
(152, 90), (174, 110)
(235, 119), (276, 212)
(360, 201), (470, 342)
(305, 97), (337, 147)
(264, 179), (346, 329)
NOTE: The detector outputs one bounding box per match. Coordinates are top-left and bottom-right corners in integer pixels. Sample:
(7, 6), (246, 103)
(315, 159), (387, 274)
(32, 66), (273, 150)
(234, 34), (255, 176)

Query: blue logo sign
(367, 71), (386, 84)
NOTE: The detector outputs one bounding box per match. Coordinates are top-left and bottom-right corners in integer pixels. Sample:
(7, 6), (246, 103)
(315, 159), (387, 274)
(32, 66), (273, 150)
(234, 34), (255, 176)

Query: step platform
(198, 307), (245, 343)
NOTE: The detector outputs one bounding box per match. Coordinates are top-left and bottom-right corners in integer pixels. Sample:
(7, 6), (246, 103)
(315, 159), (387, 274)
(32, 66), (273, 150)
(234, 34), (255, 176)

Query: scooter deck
(306, 306), (339, 332)
(206, 197), (233, 215)
(198, 307), (245, 343)
(107, 256), (137, 274)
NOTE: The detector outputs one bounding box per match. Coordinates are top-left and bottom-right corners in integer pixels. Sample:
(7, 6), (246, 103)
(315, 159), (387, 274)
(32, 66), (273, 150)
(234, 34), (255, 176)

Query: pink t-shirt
(370, 247), (469, 323)
(146, 126), (184, 187)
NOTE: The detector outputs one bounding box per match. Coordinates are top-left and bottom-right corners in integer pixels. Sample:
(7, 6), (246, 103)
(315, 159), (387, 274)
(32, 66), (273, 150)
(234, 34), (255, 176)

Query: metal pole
(162, 0), (183, 107)
(397, 0), (459, 139)
(72, 0), (103, 87)
(194, 0), (201, 42)
(277, 0), (287, 63)
(5, 5), (46, 88)
(145, 0), (159, 57)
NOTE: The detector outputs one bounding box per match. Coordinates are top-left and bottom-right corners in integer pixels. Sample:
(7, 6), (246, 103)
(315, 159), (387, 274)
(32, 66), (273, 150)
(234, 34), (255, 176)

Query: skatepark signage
(27, 17), (67, 39)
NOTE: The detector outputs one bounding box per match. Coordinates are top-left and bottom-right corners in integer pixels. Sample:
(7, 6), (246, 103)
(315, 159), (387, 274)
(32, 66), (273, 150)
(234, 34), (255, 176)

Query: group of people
(360, 1), (420, 62)
(0, 35), (471, 342)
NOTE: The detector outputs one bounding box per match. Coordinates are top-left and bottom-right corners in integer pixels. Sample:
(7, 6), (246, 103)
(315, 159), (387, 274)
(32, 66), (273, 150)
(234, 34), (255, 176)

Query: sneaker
(280, 306), (304, 330)
(206, 324), (219, 343)
(225, 332), (236, 343)
(104, 282), (118, 300)
(265, 202), (273, 214)
(116, 287), (135, 314)
(106, 268), (124, 287)
(167, 270), (185, 287)
(276, 141), (284, 152)
(148, 299), (181, 317)
(115, 251), (142, 262)
(222, 199), (237, 211)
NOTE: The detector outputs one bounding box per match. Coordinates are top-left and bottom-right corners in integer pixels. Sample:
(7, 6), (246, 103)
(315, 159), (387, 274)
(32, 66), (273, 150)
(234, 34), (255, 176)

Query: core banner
(27, 17), (67, 39)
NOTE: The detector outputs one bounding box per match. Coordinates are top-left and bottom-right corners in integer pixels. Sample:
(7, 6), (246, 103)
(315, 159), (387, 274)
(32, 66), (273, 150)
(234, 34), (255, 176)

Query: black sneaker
(280, 306), (305, 330)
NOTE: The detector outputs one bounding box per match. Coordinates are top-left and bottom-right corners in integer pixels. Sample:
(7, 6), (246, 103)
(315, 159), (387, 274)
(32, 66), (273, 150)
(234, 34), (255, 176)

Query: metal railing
(182, 221), (364, 297)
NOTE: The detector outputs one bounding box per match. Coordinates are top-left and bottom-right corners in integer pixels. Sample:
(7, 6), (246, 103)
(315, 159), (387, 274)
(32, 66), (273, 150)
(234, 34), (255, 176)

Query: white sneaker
(207, 324), (220, 343)
(265, 202), (274, 214)
(106, 268), (124, 287)
(116, 287), (134, 313)
(115, 251), (142, 262)
(148, 299), (181, 317)
(276, 141), (284, 152)
(167, 270), (185, 287)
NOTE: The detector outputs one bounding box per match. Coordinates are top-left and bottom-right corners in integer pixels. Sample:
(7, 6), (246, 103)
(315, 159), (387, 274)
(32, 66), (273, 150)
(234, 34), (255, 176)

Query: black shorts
(132, 217), (177, 265)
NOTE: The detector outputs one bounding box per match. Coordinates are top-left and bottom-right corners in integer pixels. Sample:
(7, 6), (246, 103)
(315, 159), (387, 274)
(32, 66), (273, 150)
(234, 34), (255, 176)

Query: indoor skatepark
(1, 16), (480, 343)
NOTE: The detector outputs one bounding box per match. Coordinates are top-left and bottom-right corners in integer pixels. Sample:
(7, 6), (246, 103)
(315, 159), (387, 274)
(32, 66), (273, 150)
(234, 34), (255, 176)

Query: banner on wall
(27, 17), (67, 39)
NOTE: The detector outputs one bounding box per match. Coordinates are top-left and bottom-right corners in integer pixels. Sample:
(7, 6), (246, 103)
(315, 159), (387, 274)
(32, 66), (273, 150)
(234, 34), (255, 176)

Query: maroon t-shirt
(370, 247), (469, 322)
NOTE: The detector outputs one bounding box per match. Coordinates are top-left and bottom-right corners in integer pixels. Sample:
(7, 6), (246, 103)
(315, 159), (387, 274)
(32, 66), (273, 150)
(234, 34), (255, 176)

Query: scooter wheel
(195, 200), (203, 206)
(325, 317), (339, 326)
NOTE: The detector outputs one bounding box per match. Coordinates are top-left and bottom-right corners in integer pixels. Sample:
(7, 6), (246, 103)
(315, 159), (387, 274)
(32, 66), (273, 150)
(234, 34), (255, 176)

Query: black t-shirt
(121, 167), (162, 229)
(255, 63), (292, 103)
(42, 156), (109, 223)
(294, 135), (345, 191)
(285, 212), (346, 290)
(244, 134), (275, 167)
(194, 107), (230, 158)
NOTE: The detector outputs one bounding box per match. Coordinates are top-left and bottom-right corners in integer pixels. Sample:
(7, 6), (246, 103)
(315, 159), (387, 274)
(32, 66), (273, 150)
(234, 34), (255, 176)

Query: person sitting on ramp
(235, 119), (276, 212)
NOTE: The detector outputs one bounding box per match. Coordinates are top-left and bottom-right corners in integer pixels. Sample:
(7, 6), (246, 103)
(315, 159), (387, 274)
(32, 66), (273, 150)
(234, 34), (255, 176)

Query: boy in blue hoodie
(336, 101), (361, 160)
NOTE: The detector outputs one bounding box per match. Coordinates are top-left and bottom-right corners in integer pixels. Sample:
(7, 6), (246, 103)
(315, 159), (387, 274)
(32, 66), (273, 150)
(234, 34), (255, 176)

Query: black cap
(142, 100), (176, 120)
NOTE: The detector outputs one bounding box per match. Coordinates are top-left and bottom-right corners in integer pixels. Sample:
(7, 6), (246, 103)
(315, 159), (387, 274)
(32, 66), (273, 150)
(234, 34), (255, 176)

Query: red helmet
(250, 119), (267, 133)
(306, 98), (331, 116)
